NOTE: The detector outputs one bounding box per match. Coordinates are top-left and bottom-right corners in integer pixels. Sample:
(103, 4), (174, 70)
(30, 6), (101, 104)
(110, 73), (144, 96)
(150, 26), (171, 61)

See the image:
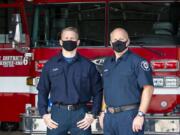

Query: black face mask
(112, 40), (127, 53)
(62, 40), (77, 51)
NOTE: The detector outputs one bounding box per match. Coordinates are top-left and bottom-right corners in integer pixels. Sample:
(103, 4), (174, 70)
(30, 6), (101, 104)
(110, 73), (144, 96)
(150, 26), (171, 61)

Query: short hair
(58, 27), (79, 40)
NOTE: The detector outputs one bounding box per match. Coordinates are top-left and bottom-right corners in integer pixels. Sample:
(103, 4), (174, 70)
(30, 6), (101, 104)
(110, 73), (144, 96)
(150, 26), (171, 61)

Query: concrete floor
(0, 131), (24, 135)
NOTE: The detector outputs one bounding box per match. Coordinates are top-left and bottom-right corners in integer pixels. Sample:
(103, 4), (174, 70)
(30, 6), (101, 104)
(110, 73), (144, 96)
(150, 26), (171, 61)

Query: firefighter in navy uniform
(37, 27), (103, 135)
(99, 28), (154, 135)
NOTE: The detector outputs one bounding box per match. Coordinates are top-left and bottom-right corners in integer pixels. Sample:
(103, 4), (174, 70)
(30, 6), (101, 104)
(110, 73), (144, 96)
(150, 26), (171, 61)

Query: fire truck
(0, 0), (180, 134)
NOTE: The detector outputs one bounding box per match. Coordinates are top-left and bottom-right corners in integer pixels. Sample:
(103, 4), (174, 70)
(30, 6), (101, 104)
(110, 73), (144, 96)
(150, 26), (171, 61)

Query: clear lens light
(153, 78), (164, 87)
(155, 120), (180, 132)
(165, 77), (179, 88)
(145, 119), (180, 133)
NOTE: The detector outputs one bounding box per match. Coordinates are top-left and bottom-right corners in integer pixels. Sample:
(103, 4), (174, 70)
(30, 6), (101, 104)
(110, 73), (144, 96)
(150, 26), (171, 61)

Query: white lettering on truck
(0, 56), (29, 67)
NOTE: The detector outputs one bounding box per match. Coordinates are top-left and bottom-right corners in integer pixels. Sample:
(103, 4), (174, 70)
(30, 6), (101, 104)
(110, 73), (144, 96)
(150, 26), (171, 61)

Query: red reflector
(166, 62), (178, 69)
(37, 63), (44, 69)
(35, 61), (47, 72)
(152, 62), (165, 69)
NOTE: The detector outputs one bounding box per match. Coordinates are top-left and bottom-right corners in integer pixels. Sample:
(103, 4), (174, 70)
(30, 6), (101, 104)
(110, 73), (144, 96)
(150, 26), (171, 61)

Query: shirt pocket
(49, 69), (64, 87)
(118, 71), (136, 83)
(103, 71), (111, 90)
(118, 72), (133, 76)
(75, 73), (89, 91)
(49, 69), (63, 78)
(103, 71), (110, 77)
(81, 73), (90, 90)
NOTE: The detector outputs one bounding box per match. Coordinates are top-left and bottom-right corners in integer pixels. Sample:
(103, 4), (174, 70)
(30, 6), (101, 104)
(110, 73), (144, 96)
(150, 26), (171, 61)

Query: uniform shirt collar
(57, 52), (80, 62)
(111, 49), (131, 62)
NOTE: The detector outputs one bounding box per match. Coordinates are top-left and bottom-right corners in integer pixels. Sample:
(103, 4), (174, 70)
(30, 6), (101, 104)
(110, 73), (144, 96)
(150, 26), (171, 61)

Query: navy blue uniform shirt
(37, 53), (103, 116)
(103, 50), (153, 107)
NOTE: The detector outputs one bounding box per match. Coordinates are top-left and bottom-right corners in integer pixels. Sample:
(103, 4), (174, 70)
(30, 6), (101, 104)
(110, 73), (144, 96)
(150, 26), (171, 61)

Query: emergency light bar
(151, 60), (179, 72)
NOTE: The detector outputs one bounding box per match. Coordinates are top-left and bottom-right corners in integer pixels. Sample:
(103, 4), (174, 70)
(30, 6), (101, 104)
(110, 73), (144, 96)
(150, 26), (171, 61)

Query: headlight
(153, 77), (164, 87)
(165, 77), (179, 88)
(145, 117), (180, 134)
(153, 77), (179, 88)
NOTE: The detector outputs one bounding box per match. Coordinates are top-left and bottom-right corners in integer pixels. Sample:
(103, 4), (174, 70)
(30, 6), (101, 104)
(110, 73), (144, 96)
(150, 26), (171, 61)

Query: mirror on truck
(8, 13), (23, 48)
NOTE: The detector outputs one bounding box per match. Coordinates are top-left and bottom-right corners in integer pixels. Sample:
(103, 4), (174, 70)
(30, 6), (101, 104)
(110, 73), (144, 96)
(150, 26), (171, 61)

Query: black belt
(107, 103), (139, 114)
(53, 102), (85, 111)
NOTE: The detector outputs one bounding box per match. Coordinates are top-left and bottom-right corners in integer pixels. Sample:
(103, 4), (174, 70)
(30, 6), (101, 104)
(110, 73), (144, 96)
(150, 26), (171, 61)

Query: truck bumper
(21, 112), (180, 135)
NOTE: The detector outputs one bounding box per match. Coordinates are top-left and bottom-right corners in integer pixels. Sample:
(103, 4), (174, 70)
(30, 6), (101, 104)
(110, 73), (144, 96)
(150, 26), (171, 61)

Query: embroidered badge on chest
(52, 68), (59, 72)
(104, 69), (109, 72)
(140, 61), (150, 71)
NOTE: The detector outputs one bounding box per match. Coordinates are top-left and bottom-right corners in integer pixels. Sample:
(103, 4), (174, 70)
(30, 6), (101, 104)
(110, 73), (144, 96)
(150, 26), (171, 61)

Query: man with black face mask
(37, 27), (102, 135)
(99, 28), (154, 135)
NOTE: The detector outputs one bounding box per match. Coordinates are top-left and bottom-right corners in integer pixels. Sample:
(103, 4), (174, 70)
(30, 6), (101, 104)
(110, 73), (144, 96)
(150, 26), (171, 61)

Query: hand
(43, 114), (58, 130)
(77, 113), (95, 130)
(99, 112), (105, 129)
(132, 115), (144, 132)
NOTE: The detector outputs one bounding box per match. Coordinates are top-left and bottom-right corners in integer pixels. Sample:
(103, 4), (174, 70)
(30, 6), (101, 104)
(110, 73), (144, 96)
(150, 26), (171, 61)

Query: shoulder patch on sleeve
(140, 60), (150, 71)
